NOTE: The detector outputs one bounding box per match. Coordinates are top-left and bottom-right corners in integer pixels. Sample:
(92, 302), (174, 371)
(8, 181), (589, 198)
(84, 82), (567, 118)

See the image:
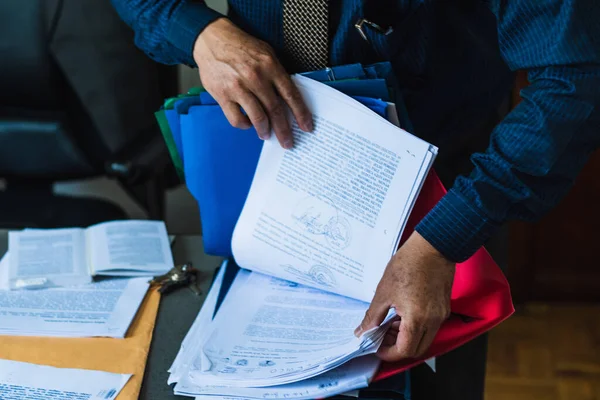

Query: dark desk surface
(0, 233), (487, 400)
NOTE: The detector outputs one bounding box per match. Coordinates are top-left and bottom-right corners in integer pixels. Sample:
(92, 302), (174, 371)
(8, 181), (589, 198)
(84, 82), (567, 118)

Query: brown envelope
(0, 287), (160, 400)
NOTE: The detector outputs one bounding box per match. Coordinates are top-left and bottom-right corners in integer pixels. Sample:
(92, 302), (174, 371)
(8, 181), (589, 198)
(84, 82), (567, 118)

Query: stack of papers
(0, 253), (149, 338)
(191, 271), (395, 389)
(159, 64), (514, 397)
(164, 75), (437, 398)
(7, 220), (173, 290)
(169, 261), (384, 400)
(0, 359), (130, 400)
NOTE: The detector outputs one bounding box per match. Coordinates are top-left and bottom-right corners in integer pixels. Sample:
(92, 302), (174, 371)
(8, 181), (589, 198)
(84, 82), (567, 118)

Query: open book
(180, 75), (438, 395)
(7, 220), (173, 290)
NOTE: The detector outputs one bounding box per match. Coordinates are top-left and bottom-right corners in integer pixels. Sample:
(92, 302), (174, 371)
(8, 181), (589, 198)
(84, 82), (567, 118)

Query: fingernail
(283, 139), (294, 149)
(354, 326), (363, 337)
(259, 131), (271, 140)
(304, 119), (314, 132)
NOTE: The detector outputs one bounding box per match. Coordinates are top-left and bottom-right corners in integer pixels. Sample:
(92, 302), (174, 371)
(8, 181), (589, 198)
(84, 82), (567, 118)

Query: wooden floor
(485, 303), (600, 400)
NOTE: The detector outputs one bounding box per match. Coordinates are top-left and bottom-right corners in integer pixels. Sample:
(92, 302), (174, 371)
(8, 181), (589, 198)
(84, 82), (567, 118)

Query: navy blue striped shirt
(111, 0), (600, 263)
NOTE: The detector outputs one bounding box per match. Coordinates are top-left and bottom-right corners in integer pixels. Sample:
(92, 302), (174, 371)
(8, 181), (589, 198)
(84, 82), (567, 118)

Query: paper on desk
(0, 259), (161, 400)
(167, 259), (228, 384)
(0, 253), (149, 338)
(190, 270), (393, 388)
(0, 359), (130, 400)
(169, 264), (381, 400)
(179, 356), (379, 400)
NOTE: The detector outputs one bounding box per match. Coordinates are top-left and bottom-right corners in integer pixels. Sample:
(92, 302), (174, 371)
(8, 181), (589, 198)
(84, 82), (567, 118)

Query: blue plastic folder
(160, 62), (407, 257)
(181, 104), (263, 256)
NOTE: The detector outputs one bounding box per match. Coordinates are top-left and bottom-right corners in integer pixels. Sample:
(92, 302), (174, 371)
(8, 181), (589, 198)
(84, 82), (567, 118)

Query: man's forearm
(416, 0), (600, 263)
(110, 0), (223, 66)
(416, 64), (600, 263)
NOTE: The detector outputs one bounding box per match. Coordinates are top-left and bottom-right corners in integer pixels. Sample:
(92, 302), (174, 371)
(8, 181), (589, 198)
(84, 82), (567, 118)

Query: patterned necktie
(282, 0), (329, 72)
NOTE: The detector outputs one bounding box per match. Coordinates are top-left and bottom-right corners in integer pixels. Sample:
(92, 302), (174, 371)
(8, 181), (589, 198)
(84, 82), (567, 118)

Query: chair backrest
(0, 0), (176, 180)
(0, 0), (97, 179)
(0, 0), (62, 110)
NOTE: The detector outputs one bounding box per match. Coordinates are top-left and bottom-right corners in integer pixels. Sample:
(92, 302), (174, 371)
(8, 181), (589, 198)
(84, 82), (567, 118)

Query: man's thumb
(354, 303), (389, 337)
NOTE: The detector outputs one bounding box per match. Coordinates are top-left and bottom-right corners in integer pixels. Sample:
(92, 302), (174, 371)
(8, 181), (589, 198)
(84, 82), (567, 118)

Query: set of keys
(150, 262), (207, 296)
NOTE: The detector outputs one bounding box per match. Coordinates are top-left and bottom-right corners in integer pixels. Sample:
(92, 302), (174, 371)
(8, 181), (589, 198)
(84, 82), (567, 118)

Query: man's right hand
(193, 18), (313, 149)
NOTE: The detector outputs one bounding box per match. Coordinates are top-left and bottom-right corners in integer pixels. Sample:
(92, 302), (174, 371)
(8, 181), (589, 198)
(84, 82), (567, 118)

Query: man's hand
(355, 232), (455, 362)
(193, 18), (313, 149)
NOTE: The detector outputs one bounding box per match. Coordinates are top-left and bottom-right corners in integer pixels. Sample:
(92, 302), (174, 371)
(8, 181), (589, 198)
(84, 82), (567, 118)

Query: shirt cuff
(415, 188), (501, 263)
(166, 2), (224, 66)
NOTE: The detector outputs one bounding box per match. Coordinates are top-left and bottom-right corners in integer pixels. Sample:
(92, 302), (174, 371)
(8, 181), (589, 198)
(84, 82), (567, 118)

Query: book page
(0, 359), (130, 400)
(88, 220), (174, 276)
(232, 75), (433, 302)
(7, 228), (90, 289)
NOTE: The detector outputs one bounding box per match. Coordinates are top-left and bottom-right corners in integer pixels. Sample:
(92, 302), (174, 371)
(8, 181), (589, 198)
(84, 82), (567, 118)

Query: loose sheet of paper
(168, 260), (228, 385)
(0, 359), (130, 400)
(0, 253), (149, 338)
(232, 75), (435, 303)
(425, 357), (436, 372)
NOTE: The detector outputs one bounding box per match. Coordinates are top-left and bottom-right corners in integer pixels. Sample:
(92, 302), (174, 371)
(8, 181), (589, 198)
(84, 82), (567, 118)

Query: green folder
(154, 86), (206, 180)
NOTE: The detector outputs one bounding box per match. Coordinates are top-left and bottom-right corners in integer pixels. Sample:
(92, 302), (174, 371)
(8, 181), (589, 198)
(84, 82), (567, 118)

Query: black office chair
(0, 0), (179, 229)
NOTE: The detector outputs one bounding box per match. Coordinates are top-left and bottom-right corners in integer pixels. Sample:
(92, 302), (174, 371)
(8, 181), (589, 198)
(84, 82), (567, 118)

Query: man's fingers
(236, 91), (271, 139)
(396, 318), (425, 358)
(268, 99), (294, 149)
(381, 321), (400, 346)
(355, 299), (390, 337)
(251, 84), (294, 149)
(221, 101), (251, 130)
(378, 318), (425, 362)
(273, 70), (313, 132)
(415, 320), (442, 357)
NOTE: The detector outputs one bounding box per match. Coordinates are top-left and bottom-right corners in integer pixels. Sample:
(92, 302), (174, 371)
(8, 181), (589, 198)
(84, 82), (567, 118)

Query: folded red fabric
(374, 170), (514, 381)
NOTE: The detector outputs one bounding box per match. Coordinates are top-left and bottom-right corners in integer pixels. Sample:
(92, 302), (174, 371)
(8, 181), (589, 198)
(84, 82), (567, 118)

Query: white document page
(8, 228), (91, 289)
(171, 266), (382, 399)
(386, 102), (401, 128)
(0, 359), (130, 400)
(168, 259), (228, 384)
(192, 270), (374, 387)
(425, 357), (436, 372)
(232, 75), (434, 303)
(0, 253), (149, 338)
(180, 356), (379, 400)
(89, 220), (174, 276)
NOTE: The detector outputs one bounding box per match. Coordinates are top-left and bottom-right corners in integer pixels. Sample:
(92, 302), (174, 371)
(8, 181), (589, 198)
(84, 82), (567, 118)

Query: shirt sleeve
(110, 0), (224, 66)
(415, 0), (600, 263)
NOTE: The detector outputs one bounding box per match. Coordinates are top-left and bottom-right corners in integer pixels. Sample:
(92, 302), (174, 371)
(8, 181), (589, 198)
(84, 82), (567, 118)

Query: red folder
(373, 170), (514, 381)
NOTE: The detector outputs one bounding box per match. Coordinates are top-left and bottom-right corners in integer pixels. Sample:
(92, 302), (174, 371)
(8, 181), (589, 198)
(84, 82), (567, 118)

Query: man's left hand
(355, 232), (455, 362)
